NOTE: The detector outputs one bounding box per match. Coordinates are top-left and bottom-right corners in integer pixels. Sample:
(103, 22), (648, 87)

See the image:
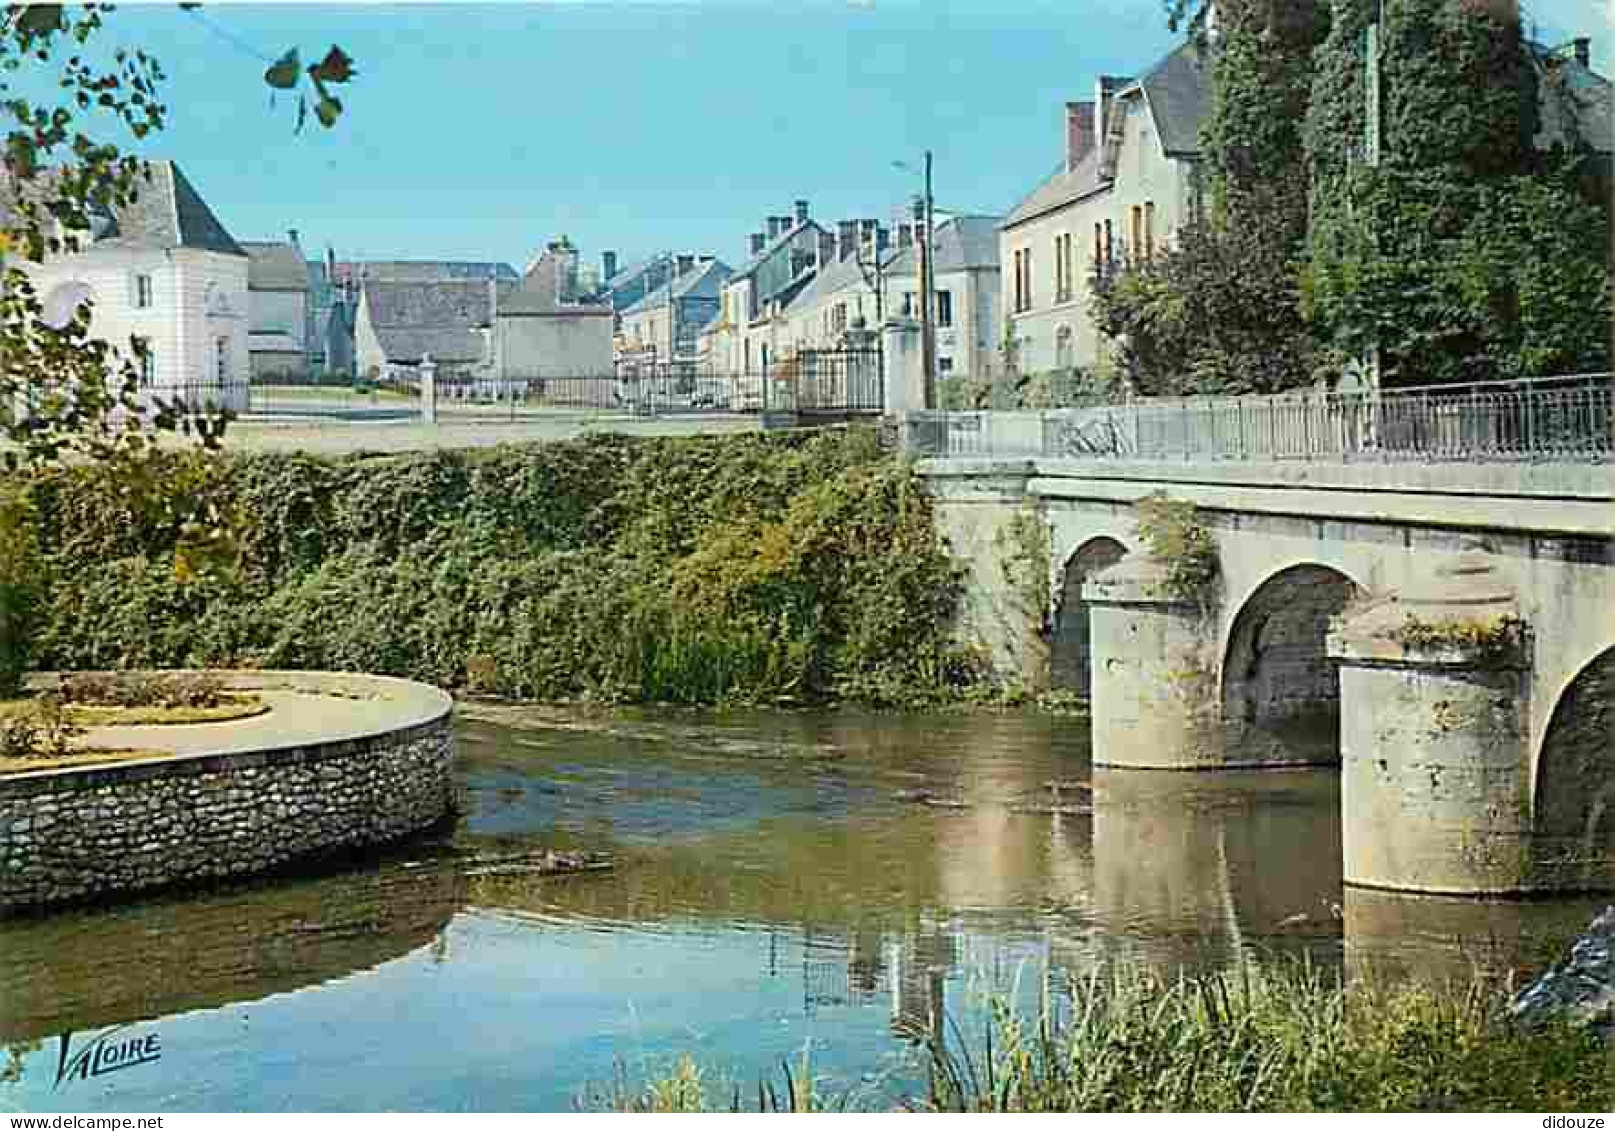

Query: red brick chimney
(1066, 101), (1096, 173)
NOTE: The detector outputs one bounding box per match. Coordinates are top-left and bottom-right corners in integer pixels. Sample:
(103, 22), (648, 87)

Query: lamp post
(665, 251), (678, 382)
(894, 151), (937, 409)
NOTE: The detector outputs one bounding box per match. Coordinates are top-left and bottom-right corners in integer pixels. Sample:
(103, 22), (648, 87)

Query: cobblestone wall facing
(0, 708), (454, 914)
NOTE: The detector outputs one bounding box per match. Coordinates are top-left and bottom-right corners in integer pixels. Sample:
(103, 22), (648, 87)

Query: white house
(494, 238), (615, 378)
(776, 219), (889, 354)
(884, 215), (1002, 380)
(3, 160), (251, 412)
(1000, 39), (1211, 375)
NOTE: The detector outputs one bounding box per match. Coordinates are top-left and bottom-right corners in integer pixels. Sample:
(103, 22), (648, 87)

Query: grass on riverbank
(592, 961), (1614, 1112)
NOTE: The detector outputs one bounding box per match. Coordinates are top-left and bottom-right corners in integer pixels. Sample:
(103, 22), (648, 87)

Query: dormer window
(133, 273), (154, 309)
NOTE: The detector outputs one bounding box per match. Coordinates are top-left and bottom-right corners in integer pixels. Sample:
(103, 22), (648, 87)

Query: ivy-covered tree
(1303, 0), (1610, 385)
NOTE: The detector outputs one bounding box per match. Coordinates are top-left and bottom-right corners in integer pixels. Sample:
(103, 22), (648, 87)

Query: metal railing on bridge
(902, 373), (1615, 464)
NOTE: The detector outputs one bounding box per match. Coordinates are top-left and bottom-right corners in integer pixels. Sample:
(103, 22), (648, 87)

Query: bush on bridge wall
(20, 429), (985, 707)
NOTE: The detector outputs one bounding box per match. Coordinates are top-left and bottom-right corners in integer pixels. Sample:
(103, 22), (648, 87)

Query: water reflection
(1089, 768), (1344, 972)
(0, 857), (467, 1046)
(1342, 887), (1606, 990)
(0, 706), (1603, 1111)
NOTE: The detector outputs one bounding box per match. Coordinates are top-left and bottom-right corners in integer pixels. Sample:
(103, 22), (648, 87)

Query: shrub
(1134, 492), (1219, 603)
(60, 670), (228, 710)
(0, 693), (84, 761)
(19, 429), (985, 708)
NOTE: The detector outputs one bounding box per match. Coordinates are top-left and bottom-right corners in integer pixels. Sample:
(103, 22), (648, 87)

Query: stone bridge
(918, 453), (1615, 899)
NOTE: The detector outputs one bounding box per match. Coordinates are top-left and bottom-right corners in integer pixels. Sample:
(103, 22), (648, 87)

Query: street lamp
(894, 151), (937, 410)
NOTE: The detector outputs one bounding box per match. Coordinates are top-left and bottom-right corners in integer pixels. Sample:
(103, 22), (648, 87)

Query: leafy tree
(1116, 0), (1609, 392)
(1, 3), (359, 472)
(0, 3), (357, 683)
(1091, 183), (1320, 396)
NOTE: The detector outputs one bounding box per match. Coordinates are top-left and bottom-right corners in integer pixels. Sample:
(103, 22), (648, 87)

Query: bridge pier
(1084, 555), (1225, 769)
(1328, 553), (1536, 895)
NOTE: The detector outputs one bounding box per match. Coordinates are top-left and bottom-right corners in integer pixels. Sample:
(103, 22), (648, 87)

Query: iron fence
(905, 374), (1615, 464)
(791, 348), (883, 415)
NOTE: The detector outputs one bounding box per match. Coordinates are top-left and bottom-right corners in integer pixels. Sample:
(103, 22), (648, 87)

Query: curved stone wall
(0, 671), (455, 915)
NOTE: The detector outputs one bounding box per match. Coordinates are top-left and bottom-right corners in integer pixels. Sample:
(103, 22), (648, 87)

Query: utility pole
(920, 150), (937, 410)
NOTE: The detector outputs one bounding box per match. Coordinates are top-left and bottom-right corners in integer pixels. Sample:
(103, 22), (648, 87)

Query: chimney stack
(858, 219), (881, 254)
(749, 232), (767, 256)
(1574, 37), (1591, 67)
(1095, 75), (1126, 153)
(676, 253), (696, 277)
(602, 250), (618, 281)
(794, 199), (810, 225)
(837, 220), (858, 261)
(897, 224), (913, 251)
(876, 225), (891, 253)
(288, 228), (300, 247)
(817, 230), (838, 268)
(1065, 101), (1096, 173)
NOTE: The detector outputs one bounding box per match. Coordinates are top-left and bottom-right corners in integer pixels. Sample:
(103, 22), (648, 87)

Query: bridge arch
(1534, 644), (1615, 891)
(1220, 563), (1362, 764)
(1051, 535), (1129, 696)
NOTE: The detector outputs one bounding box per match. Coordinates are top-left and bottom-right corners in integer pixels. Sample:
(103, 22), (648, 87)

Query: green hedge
(20, 429), (985, 707)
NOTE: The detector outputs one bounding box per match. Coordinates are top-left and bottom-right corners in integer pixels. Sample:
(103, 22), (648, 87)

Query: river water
(1, 706), (1605, 1111)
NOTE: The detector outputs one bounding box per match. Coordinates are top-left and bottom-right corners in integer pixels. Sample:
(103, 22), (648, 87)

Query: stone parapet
(0, 671), (455, 915)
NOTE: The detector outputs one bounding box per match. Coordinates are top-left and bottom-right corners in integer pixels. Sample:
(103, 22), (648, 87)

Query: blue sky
(96, 1), (1613, 272)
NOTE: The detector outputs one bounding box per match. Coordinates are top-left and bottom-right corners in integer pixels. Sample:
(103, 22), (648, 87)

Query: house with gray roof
(2, 159), (251, 411)
(705, 200), (828, 375)
(354, 238), (615, 381)
(493, 238), (615, 378)
(1000, 34), (1211, 374)
(882, 215), (1002, 380)
(354, 278), (495, 380)
(618, 257), (731, 369)
(769, 219), (892, 359)
(241, 233), (312, 380)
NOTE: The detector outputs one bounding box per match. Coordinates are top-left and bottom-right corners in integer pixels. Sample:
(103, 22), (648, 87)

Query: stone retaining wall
(0, 672), (455, 914)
